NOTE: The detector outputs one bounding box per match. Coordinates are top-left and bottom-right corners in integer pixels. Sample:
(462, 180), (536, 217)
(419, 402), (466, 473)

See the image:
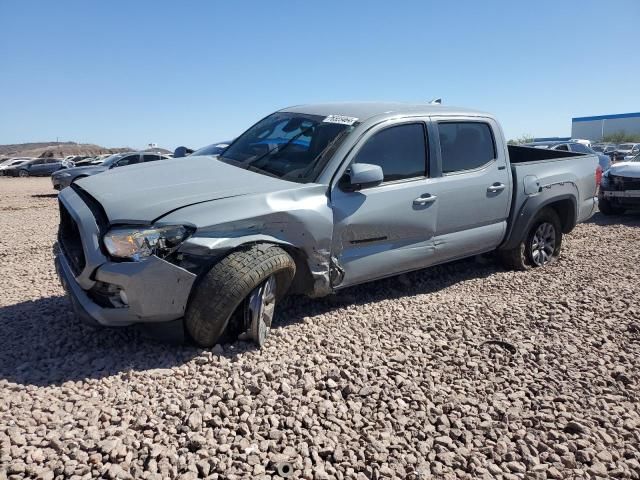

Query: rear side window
(570, 143), (589, 153)
(115, 155), (139, 167)
(555, 144), (569, 151)
(438, 122), (496, 173)
(143, 154), (163, 162)
(353, 123), (427, 182)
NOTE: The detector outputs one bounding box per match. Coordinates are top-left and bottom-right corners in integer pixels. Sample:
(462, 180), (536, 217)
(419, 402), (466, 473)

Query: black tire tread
(500, 208), (562, 271)
(185, 245), (295, 347)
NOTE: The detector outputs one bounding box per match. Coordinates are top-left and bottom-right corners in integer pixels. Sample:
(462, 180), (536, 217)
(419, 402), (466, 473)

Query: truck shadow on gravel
(0, 296), (202, 387)
(0, 257), (498, 387)
(275, 256), (499, 331)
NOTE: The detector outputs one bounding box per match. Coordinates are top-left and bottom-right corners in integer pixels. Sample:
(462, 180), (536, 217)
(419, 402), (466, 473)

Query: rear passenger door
(29, 159), (46, 175)
(428, 118), (511, 262)
(45, 159), (61, 174)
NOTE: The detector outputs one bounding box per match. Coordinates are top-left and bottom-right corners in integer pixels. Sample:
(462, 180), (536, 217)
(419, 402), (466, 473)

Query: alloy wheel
(530, 222), (556, 266)
(246, 275), (277, 346)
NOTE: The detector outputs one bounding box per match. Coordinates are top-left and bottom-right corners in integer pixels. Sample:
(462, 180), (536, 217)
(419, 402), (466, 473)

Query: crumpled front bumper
(55, 247), (197, 327)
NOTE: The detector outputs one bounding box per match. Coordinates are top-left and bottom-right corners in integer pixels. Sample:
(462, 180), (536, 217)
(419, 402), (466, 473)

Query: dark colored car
(6, 158), (66, 177)
(190, 141), (233, 156)
(615, 143), (640, 161)
(51, 151), (172, 190)
(524, 141), (611, 173)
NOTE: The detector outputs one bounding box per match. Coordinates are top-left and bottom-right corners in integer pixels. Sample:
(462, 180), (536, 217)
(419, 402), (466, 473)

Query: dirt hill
(0, 142), (132, 159)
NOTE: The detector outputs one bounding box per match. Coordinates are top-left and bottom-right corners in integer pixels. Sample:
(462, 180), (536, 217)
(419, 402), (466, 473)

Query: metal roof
(280, 102), (492, 121)
(572, 112), (640, 122)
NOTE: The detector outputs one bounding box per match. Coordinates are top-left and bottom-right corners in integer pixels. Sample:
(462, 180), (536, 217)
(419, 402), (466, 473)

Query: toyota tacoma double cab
(55, 102), (599, 347)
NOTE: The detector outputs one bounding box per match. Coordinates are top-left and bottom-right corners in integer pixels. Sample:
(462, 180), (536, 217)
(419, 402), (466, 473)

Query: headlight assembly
(103, 225), (193, 261)
(600, 172), (610, 187)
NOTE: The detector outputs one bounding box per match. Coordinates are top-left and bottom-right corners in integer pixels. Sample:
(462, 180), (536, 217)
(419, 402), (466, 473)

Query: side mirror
(342, 163), (384, 191)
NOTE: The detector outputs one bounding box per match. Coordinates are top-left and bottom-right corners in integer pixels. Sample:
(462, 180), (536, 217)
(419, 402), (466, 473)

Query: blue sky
(1, 0), (639, 149)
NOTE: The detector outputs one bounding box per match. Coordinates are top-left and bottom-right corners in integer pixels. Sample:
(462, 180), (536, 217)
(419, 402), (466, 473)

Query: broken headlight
(103, 225), (193, 261)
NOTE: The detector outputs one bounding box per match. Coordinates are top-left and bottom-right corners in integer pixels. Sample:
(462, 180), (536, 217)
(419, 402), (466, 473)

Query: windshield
(219, 112), (357, 183)
(591, 145), (604, 152)
(618, 143), (634, 150)
(192, 141), (232, 157)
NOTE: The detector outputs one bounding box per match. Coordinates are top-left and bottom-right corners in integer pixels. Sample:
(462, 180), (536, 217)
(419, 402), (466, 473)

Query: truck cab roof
(280, 102), (493, 122)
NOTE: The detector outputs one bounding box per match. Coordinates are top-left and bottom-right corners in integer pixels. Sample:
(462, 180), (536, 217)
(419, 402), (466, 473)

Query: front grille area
(609, 174), (640, 191)
(58, 201), (86, 275)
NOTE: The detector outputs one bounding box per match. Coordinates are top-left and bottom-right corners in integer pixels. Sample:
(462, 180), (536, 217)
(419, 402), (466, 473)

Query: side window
(555, 144), (569, 151)
(143, 154), (162, 162)
(438, 122), (496, 173)
(33, 159), (45, 165)
(352, 123), (427, 182)
(115, 155), (139, 167)
(571, 143), (589, 153)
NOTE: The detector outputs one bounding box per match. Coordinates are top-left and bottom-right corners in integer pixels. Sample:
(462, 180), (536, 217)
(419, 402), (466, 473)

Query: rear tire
(185, 244), (296, 347)
(500, 208), (562, 270)
(598, 197), (625, 216)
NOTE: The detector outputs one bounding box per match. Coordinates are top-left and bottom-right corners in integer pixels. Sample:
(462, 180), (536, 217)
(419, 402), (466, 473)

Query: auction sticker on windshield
(323, 115), (358, 126)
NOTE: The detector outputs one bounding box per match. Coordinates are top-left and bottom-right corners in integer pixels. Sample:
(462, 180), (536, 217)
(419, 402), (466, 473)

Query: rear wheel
(18, 169), (29, 177)
(500, 208), (563, 270)
(598, 197), (625, 216)
(185, 244), (295, 347)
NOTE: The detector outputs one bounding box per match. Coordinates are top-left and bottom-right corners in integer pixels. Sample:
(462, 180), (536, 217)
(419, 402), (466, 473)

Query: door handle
(487, 183), (506, 193)
(413, 194), (437, 206)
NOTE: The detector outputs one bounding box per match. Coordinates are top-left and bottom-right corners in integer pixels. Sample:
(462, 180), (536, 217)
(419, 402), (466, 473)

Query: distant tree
(601, 130), (640, 143)
(507, 134), (535, 145)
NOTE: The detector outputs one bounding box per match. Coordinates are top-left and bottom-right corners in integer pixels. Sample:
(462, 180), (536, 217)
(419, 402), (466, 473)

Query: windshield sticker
(323, 115), (358, 126)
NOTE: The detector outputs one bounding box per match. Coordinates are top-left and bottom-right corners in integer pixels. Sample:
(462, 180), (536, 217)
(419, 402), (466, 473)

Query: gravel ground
(1, 177), (639, 480)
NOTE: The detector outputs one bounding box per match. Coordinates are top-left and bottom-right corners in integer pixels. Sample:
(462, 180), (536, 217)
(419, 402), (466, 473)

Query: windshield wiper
(244, 126), (315, 171)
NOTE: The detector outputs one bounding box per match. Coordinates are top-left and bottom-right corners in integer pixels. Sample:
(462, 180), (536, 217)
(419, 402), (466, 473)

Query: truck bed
(501, 145), (599, 249)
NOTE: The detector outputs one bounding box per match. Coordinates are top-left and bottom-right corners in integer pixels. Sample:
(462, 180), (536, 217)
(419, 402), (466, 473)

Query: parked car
(599, 154), (640, 214)
(524, 141), (611, 175)
(0, 158), (31, 176)
(190, 141), (233, 157)
(51, 151), (172, 190)
(570, 138), (592, 148)
(614, 143), (640, 161)
(591, 143), (617, 161)
(6, 158), (66, 177)
(54, 102), (599, 348)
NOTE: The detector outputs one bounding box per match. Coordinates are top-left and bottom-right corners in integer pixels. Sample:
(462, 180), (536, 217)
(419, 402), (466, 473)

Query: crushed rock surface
(1, 177), (639, 479)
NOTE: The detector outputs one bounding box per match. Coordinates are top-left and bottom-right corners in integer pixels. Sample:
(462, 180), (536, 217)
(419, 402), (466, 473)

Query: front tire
(18, 169), (29, 177)
(598, 197), (625, 216)
(185, 245), (296, 347)
(500, 208), (562, 270)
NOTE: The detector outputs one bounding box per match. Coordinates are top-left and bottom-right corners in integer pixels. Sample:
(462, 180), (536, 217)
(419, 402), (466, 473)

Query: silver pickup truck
(55, 102), (599, 347)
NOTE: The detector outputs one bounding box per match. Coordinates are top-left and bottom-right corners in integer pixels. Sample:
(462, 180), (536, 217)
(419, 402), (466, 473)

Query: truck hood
(75, 156), (301, 224)
(607, 161), (640, 179)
